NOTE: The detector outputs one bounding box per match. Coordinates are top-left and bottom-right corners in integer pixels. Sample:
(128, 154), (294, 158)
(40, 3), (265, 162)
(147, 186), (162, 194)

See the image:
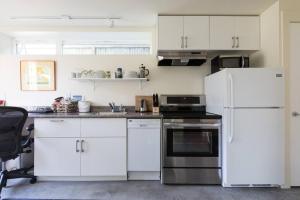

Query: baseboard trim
(37, 176), (127, 181)
(128, 171), (160, 180)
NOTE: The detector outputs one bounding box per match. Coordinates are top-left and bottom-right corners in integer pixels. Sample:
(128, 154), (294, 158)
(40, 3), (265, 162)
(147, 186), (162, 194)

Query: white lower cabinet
(81, 138), (127, 176)
(34, 118), (127, 179)
(35, 138), (81, 176)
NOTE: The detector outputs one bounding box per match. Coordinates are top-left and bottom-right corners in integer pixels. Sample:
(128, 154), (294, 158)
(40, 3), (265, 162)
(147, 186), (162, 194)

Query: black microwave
(211, 55), (249, 74)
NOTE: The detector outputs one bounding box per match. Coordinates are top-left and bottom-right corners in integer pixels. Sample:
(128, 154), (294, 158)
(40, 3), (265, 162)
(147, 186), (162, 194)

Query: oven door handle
(163, 123), (221, 128)
(206, 132), (211, 144)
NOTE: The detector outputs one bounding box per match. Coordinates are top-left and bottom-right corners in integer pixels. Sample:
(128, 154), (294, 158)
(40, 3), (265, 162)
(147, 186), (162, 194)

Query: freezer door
(225, 68), (284, 108)
(222, 108), (284, 186)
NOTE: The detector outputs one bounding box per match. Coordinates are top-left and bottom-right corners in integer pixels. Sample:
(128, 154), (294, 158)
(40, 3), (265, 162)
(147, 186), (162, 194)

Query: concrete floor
(1, 179), (300, 200)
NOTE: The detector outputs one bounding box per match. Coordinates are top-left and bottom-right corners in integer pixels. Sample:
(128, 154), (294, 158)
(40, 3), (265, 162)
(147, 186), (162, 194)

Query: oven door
(163, 122), (221, 168)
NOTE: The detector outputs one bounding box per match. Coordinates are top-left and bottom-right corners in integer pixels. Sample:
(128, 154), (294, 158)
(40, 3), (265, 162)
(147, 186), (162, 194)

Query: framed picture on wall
(20, 60), (56, 91)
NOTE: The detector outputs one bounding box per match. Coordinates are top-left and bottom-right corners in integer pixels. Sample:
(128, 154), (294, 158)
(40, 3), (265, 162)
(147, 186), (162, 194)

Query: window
(95, 45), (151, 55)
(62, 44), (95, 55)
(13, 31), (152, 56)
(16, 42), (57, 55)
(62, 43), (151, 55)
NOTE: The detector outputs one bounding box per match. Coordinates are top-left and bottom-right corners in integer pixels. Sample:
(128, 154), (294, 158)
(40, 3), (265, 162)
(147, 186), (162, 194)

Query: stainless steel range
(160, 95), (222, 185)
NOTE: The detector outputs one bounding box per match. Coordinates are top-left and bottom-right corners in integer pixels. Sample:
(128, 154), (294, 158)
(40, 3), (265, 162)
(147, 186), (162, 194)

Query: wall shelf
(71, 78), (149, 90)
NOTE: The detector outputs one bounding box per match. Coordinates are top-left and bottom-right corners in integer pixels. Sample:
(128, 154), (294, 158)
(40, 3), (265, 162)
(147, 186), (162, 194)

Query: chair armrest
(22, 124), (34, 149)
(26, 124), (34, 132)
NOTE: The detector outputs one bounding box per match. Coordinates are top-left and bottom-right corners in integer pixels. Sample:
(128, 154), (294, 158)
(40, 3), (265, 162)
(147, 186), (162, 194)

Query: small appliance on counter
(78, 100), (91, 113)
(140, 99), (147, 112)
(211, 55), (249, 74)
(135, 96), (153, 112)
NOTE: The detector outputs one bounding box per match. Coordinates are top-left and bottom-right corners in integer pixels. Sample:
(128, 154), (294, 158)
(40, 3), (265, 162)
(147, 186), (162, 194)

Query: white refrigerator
(205, 68), (285, 187)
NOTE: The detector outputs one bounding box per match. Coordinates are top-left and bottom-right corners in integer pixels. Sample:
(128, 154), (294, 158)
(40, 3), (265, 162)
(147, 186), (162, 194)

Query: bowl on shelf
(94, 70), (106, 78)
(124, 71), (138, 79)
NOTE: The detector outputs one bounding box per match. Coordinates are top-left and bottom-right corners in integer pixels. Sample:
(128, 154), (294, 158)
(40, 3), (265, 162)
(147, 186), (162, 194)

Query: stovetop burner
(159, 95), (221, 119)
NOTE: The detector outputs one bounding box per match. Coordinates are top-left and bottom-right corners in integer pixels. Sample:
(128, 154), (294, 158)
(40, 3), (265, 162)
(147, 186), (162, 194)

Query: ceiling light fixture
(10, 15), (121, 21)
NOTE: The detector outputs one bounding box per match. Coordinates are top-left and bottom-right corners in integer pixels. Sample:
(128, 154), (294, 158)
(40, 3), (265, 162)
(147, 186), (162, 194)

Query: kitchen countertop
(28, 112), (221, 119)
(29, 112), (163, 119)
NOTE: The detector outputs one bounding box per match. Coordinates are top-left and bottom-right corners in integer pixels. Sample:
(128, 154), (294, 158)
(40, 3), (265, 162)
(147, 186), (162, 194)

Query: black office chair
(0, 106), (37, 197)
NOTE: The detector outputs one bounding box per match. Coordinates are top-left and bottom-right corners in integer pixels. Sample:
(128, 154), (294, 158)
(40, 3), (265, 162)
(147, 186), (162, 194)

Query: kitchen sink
(97, 112), (127, 116)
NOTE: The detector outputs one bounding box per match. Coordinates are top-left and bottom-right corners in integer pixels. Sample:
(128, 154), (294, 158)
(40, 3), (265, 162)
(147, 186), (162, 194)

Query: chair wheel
(30, 177), (37, 184)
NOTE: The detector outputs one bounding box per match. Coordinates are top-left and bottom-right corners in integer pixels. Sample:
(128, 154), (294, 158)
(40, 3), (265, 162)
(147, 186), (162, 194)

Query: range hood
(157, 51), (207, 66)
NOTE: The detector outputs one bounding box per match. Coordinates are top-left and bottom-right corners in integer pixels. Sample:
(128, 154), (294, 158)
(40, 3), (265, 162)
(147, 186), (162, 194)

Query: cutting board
(135, 96), (153, 112)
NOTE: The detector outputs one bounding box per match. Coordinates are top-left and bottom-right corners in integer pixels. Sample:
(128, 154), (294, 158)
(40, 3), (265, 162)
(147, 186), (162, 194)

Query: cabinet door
(183, 16), (210, 50)
(34, 138), (80, 176)
(81, 138), (126, 176)
(210, 16), (236, 50)
(158, 16), (184, 50)
(235, 16), (260, 50)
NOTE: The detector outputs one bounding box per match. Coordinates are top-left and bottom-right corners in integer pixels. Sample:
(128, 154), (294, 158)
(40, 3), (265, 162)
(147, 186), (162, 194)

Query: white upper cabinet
(158, 16), (210, 50)
(158, 15), (260, 51)
(210, 16), (260, 50)
(183, 16), (210, 50)
(210, 16), (236, 50)
(158, 16), (184, 50)
(235, 16), (260, 50)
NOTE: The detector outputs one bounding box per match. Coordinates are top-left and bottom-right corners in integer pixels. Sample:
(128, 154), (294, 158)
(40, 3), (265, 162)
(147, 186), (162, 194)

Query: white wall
(0, 55), (210, 106)
(251, 1), (280, 67)
(278, 0), (300, 188)
(280, 0), (300, 11)
(0, 33), (13, 55)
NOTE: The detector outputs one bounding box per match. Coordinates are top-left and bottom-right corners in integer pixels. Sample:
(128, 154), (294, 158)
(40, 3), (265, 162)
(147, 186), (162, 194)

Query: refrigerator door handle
(228, 73), (234, 107)
(228, 109), (234, 143)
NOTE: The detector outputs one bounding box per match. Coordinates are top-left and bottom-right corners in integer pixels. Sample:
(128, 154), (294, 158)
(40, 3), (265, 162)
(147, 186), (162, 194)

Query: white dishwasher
(127, 119), (161, 180)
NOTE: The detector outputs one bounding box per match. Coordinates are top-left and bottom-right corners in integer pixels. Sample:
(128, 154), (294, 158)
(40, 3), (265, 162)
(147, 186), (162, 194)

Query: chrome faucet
(109, 102), (125, 113)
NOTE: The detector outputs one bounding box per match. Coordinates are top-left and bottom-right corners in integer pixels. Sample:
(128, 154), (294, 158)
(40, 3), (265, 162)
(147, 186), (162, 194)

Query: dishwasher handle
(128, 119), (161, 129)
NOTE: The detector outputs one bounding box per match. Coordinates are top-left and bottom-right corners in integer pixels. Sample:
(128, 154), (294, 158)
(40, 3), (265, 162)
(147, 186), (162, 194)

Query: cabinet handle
(76, 140), (80, 153)
(232, 36), (236, 48)
(236, 36), (240, 48)
(81, 140), (85, 152)
(181, 36), (184, 48)
(49, 119), (64, 122)
(292, 112), (300, 117)
(185, 36), (188, 48)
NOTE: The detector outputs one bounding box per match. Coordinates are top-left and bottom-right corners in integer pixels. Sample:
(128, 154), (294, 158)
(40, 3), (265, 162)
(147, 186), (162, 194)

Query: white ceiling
(0, 0), (278, 27)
